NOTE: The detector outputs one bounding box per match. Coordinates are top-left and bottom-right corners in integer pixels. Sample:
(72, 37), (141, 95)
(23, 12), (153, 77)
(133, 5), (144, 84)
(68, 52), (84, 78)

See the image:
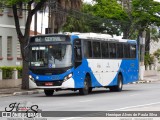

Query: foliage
(16, 66), (22, 78)
(153, 49), (160, 63)
(63, 1), (129, 35)
(62, 3), (92, 32)
(0, 66), (22, 79)
(144, 52), (154, 66)
(130, 0), (160, 39)
(0, 67), (14, 79)
(150, 27), (160, 42)
(62, 16), (91, 32)
(63, 0), (160, 38)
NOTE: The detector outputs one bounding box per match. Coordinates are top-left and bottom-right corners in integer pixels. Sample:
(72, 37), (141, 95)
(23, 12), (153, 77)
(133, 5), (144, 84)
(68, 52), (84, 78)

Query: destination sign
(32, 36), (69, 43)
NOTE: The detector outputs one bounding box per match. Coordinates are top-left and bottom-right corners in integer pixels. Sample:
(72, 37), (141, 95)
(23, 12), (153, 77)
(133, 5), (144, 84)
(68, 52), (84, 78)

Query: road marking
(109, 101), (160, 111)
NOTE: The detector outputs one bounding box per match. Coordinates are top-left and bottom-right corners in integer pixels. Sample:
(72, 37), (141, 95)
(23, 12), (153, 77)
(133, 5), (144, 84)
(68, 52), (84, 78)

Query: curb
(13, 89), (44, 96)
(131, 79), (159, 84)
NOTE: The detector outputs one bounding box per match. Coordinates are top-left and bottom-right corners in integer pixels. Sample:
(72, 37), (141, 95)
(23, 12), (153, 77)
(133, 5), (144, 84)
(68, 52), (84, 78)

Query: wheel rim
(118, 75), (122, 89)
(84, 79), (89, 91)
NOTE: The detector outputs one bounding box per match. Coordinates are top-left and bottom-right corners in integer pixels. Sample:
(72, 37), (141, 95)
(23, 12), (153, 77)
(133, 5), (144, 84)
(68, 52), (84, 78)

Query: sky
(83, 0), (92, 3)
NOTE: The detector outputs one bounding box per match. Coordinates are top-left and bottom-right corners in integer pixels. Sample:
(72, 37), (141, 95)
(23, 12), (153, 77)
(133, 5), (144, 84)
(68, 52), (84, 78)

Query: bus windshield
(30, 44), (72, 68)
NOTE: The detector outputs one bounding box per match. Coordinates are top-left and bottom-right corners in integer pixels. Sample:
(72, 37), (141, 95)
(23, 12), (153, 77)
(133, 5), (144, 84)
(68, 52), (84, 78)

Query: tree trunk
(145, 28), (150, 53)
(12, 1), (47, 90)
(122, 24), (130, 39)
(21, 60), (29, 89)
(20, 39), (29, 90)
(51, 12), (56, 33)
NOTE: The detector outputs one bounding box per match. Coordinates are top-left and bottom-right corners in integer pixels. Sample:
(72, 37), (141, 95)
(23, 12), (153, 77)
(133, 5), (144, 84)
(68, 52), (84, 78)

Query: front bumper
(32, 78), (75, 89)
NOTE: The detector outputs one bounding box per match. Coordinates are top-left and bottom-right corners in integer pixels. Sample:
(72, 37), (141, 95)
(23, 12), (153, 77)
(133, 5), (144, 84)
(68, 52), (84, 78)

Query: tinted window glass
(117, 43), (123, 58)
(93, 42), (101, 58)
(101, 42), (109, 58)
(124, 44), (130, 58)
(109, 43), (116, 58)
(130, 44), (136, 58)
(84, 41), (92, 58)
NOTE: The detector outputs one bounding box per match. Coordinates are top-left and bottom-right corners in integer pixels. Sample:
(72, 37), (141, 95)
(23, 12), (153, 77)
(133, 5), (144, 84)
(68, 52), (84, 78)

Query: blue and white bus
(29, 33), (139, 96)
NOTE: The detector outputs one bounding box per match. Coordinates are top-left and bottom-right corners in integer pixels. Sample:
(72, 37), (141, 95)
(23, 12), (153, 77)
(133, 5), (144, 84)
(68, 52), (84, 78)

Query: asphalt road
(0, 81), (160, 120)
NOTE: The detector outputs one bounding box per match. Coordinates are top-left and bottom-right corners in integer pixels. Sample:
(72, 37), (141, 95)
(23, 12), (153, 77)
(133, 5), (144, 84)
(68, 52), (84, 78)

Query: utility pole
(139, 31), (146, 80)
(34, 3), (37, 35)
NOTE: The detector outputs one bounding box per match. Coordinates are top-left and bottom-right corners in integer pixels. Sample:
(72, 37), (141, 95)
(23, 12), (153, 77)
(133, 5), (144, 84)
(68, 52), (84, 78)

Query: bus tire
(109, 74), (123, 92)
(89, 87), (92, 93)
(44, 89), (54, 96)
(79, 76), (90, 95)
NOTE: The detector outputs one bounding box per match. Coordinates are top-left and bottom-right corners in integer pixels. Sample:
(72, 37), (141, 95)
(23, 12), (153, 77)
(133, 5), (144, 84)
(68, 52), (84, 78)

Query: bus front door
(74, 45), (82, 68)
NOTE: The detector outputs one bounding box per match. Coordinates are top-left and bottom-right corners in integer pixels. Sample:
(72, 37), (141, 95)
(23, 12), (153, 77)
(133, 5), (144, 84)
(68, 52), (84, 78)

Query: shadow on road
(35, 89), (138, 97)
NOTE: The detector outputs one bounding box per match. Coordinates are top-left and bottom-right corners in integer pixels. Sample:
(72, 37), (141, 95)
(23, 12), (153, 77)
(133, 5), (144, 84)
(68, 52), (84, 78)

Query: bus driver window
(74, 46), (82, 67)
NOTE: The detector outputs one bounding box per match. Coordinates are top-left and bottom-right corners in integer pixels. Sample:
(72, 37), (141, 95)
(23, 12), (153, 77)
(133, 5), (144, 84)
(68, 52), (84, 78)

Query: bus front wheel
(79, 76), (90, 95)
(109, 74), (123, 92)
(44, 89), (54, 96)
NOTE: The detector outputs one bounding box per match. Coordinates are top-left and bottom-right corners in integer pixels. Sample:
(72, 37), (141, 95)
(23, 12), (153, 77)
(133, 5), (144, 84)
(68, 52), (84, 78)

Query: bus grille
(36, 80), (63, 86)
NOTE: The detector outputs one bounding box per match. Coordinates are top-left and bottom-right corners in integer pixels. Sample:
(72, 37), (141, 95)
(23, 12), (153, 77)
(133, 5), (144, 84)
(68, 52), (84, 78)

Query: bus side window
(74, 39), (82, 68)
(74, 46), (82, 61)
(84, 41), (92, 58)
(93, 41), (101, 58)
(109, 43), (116, 58)
(124, 44), (130, 58)
(101, 41), (109, 58)
(130, 44), (136, 58)
(117, 43), (123, 58)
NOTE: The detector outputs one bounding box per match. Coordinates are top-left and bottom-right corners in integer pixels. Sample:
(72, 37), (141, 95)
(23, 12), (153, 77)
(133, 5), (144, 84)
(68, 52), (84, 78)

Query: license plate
(45, 82), (53, 86)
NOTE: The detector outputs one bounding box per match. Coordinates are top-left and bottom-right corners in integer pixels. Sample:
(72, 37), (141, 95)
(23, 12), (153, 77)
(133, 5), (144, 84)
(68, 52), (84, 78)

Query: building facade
(0, 7), (26, 66)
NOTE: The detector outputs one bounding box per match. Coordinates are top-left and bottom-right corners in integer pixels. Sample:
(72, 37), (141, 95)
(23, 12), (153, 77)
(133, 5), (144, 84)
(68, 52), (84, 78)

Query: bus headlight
(29, 75), (35, 82)
(64, 73), (73, 81)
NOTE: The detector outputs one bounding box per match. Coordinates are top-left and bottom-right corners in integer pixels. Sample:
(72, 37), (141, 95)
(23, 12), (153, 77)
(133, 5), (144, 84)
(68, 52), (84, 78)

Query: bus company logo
(2, 102), (42, 118)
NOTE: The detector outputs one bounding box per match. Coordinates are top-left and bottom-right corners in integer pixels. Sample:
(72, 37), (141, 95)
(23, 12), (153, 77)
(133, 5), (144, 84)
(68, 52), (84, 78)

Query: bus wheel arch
(79, 73), (91, 95)
(86, 73), (92, 93)
(109, 72), (123, 92)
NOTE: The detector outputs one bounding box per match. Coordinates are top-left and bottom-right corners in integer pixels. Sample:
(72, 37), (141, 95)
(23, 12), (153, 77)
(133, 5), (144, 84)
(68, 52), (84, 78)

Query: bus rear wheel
(44, 89), (54, 96)
(79, 76), (90, 95)
(109, 74), (123, 92)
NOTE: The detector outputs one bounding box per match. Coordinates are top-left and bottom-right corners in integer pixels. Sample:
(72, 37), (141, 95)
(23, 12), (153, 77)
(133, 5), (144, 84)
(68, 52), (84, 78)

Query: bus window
(101, 42), (109, 58)
(109, 43), (116, 58)
(124, 44), (130, 58)
(74, 39), (82, 68)
(130, 44), (136, 58)
(84, 41), (92, 58)
(93, 41), (101, 58)
(117, 43), (123, 58)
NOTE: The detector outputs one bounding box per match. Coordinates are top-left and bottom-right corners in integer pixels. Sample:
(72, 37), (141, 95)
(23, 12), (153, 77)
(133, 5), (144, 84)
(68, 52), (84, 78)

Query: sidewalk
(0, 86), (43, 97)
(0, 74), (159, 97)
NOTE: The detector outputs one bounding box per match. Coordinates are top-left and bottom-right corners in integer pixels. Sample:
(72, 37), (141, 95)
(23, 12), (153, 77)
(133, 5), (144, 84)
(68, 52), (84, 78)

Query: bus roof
(30, 33), (137, 44)
(71, 33), (137, 44)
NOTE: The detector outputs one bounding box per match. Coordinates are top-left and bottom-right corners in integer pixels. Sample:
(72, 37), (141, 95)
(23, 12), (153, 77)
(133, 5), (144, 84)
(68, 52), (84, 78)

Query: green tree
(154, 49), (160, 63)
(62, 0), (129, 36)
(1, 0), (47, 89)
(131, 0), (160, 37)
(49, 0), (82, 33)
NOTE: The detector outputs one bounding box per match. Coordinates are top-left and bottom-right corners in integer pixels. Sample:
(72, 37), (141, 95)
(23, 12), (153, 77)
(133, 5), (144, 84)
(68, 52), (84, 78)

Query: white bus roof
(64, 32), (136, 43)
